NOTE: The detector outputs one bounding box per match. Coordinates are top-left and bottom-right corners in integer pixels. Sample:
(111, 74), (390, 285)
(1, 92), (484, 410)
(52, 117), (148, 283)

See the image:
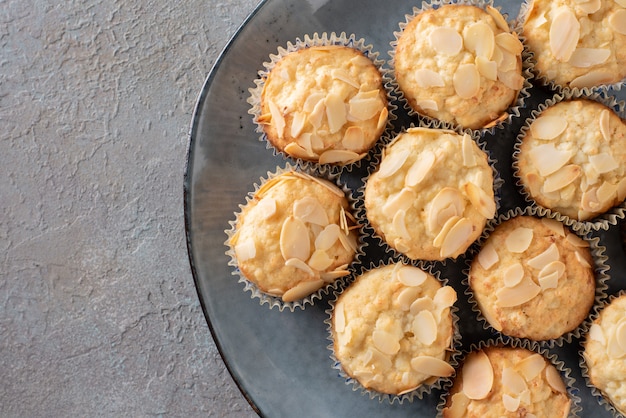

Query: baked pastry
(521, 0), (626, 89)
(468, 215), (595, 341)
(257, 43), (388, 165)
(394, 4), (524, 129)
(515, 98), (626, 221)
(330, 263), (457, 396)
(228, 170), (358, 303)
(442, 345), (571, 417)
(364, 127), (495, 261)
(583, 293), (626, 415)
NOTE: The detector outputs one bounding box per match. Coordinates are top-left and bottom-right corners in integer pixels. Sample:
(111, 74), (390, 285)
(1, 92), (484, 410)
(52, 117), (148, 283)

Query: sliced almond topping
(569, 48), (611, 68)
(256, 196), (277, 219)
(315, 224), (341, 251)
(496, 48), (518, 72)
(268, 100), (286, 139)
(570, 70), (615, 88)
(349, 91), (384, 121)
(589, 323), (605, 344)
(529, 116), (568, 141)
(377, 107), (388, 131)
(320, 269), (350, 282)
(303, 92), (325, 113)
(462, 350), (494, 400)
(365, 347), (393, 370)
(396, 265), (428, 287)
(411, 355), (454, 377)
(502, 394), (521, 412)
(464, 22), (496, 59)
(428, 187), (466, 232)
(297, 133), (316, 157)
(581, 187), (601, 212)
(377, 149), (410, 178)
(405, 150), (436, 187)
(383, 187), (416, 218)
(280, 216), (310, 261)
(517, 354), (546, 381)
(337, 229), (358, 253)
(282, 278), (324, 302)
(334, 300), (346, 333)
(496, 274), (541, 307)
(539, 270), (559, 290)
(542, 217), (566, 236)
(444, 392), (471, 418)
(234, 239), (256, 262)
(476, 56), (498, 81)
(505, 227), (534, 253)
(545, 364), (567, 393)
(600, 109), (611, 141)
(434, 286), (457, 309)
(307, 249), (334, 271)
(393, 209), (411, 240)
(578, 0), (601, 14)
(342, 126), (365, 151)
(549, 7), (580, 62)
(464, 182), (496, 219)
(462, 134), (477, 167)
(528, 243), (560, 270)
(543, 164), (581, 193)
(589, 152), (619, 174)
(503, 368), (528, 394)
(574, 249), (592, 268)
(477, 242), (499, 270)
(416, 99), (439, 111)
(290, 111), (307, 138)
(610, 9), (626, 34)
(503, 263), (525, 288)
(597, 181), (618, 206)
(608, 330), (626, 358)
(293, 197), (329, 226)
(410, 296), (435, 316)
(566, 233), (588, 249)
(331, 68), (360, 89)
(372, 329), (401, 355)
(413, 310), (438, 345)
(453, 63), (481, 99)
(284, 258), (316, 277)
(495, 32), (524, 56)
(439, 217), (474, 258)
(433, 215), (461, 248)
(319, 149), (361, 164)
(487, 5), (510, 31)
(616, 321), (626, 353)
(325, 93), (348, 134)
(415, 69), (445, 88)
(285, 142), (316, 159)
(497, 70), (524, 90)
(429, 26), (463, 55)
(397, 286), (422, 311)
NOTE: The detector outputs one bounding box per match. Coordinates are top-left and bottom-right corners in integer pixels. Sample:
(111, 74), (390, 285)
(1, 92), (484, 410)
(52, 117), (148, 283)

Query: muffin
(521, 0), (626, 89)
(330, 263), (457, 397)
(364, 127), (496, 261)
(254, 39), (389, 165)
(468, 215), (595, 341)
(515, 98), (626, 222)
(393, 3), (525, 129)
(227, 169), (359, 305)
(441, 345), (571, 417)
(583, 293), (626, 415)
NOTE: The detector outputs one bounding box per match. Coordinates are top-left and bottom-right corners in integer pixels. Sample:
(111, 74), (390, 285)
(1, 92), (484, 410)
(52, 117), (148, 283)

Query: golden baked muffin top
(365, 127), (495, 261)
(331, 263), (457, 395)
(258, 45), (388, 165)
(583, 294), (626, 415)
(516, 99), (626, 221)
(394, 4), (524, 129)
(229, 171), (358, 302)
(522, 0), (626, 88)
(442, 346), (571, 418)
(469, 215), (595, 341)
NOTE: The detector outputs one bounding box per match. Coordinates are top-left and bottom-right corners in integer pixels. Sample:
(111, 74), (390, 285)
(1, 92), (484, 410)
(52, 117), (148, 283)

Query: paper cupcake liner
(579, 291), (626, 418)
(357, 121), (503, 267)
(463, 206), (610, 348)
(436, 336), (582, 417)
(324, 257), (462, 404)
(516, 0), (626, 96)
(512, 90), (626, 234)
(224, 162), (367, 312)
(388, 0), (533, 135)
(247, 32), (398, 174)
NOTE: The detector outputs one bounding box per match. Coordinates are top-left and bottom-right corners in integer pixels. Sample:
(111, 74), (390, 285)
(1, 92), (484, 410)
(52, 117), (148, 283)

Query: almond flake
(487, 5), (510, 31)
(405, 150), (435, 187)
(334, 300), (346, 333)
(597, 181), (618, 206)
(462, 350), (494, 400)
(505, 227), (534, 253)
(570, 70), (615, 88)
(610, 9), (626, 34)
(284, 258), (316, 277)
(581, 187), (601, 212)
(293, 196), (329, 226)
(268, 100), (286, 139)
(290, 111), (307, 137)
(365, 347), (392, 370)
(349, 92), (384, 120)
(308, 249), (334, 271)
(429, 26), (463, 55)
(280, 216), (310, 261)
(566, 233), (588, 249)
(331, 68), (360, 89)
(377, 149), (410, 178)
(616, 321), (626, 352)
(497, 70), (524, 90)
(393, 209), (411, 240)
(568, 48), (611, 68)
(453, 63), (481, 99)
(325, 92), (348, 134)
(496, 274), (541, 307)
(315, 224), (341, 251)
(575, 249), (592, 268)
(318, 149), (360, 164)
(464, 182), (496, 219)
(502, 394), (521, 412)
(589, 152), (619, 174)
(377, 107), (389, 131)
(497, 48), (518, 72)
(608, 330), (626, 358)
(320, 269), (350, 282)
(444, 392), (470, 418)
(543, 164), (581, 193)
(578, 0), (601, 14)
(285, 142), (316, 159)
(463, 22), (496, 59)
(410, 296), (435, 315)
(545, 365), (567, 393)
(415, 69), (445, 88)
(495, 32), (524, 55)
(462, 134), (477, 167)
(282, 278), (324, 302)
(434, 286), (457, 309)
(256, 196), (277, 219)
(476, 56), (498, 81)
(529, 116), (568, 140)
(342, 126), (365, 151)
(383, 187), (416, 218)
(477, 242), (499, 270)
(503, 263), (525, 288)
(541, 218), (566, 236)
(416, 99), (439, 111)
(517, 354), (546, 381)
(527, 243), (560, 270)
(411, 356), (455, 377)
(234, 239), (256, 262)
(396, 265), (428, 287)
(600, 109), (611, 141)
(397, 286), (422, 311)
(589, 323), (605, 344)
(413, 310), (438, 345)
(539, 270), (559, 290)
(372, 329), (401, 355)
(428, 187), (466, 232)
(303, 92), (325, 113)
(549, 7), (581, 62)
(503, 367), (529, 394)
(439, 217), (474, 258)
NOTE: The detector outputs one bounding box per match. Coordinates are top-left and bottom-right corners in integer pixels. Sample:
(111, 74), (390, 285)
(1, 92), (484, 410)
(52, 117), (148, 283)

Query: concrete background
(1, 0), (259, 416)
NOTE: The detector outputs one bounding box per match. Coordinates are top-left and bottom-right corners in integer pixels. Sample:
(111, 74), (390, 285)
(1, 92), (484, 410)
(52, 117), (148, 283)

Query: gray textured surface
(1, 0), (259, 416)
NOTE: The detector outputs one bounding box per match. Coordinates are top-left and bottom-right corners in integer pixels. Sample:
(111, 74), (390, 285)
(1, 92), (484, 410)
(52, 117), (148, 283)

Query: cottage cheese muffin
(515, 99), (626, 221)
(583, 293), (626, 415)
(257, 44), (388, 165)
(364, 127), (496, 261)
(331, 263), (457, 396)
(469, 215), (595, 341)
(394, 4), (524, 129)
(228, 170), (358, 303)
(442, 346), (571, 417)
(522, 0), (626, 89)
